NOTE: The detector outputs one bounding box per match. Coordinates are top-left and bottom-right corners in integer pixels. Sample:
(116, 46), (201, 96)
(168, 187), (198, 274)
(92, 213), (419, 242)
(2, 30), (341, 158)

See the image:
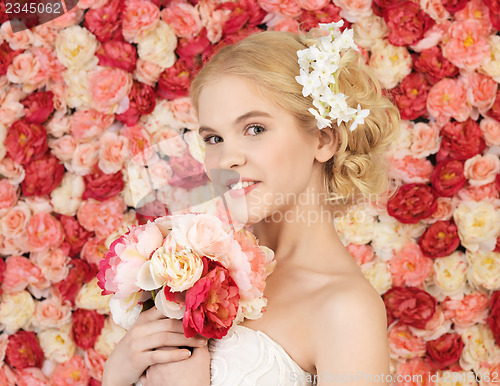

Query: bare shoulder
(308, 275), (391, 384)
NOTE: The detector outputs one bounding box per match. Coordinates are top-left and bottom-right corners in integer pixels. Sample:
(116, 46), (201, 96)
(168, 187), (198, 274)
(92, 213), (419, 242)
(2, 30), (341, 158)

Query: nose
(217, 141), (246, 170)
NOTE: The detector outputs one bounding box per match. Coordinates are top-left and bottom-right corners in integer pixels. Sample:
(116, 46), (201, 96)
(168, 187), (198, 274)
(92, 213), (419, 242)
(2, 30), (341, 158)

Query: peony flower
(20, 91), (54, 124)
(368, 38), (412, 89)
(5, 331), (44, 369)
(479, 117), (500, 147)
(0, 290), (35, 334)
(21, 152), (65, 197)
(432, 251), (468, 296)
(94, 317), (127, 358)
(459, 324), (500, 372)
(55, 25), (99, 70)
(392, 72), (431, 120)
(32, 293), (73, 330)
(389, 242), (432, 287)
(5, 119), (48, 166)
(387, 321), (426, 360)
(26, 211), (64, 252)
(487, 291), (500, 347)
(82, 0), (122, 43)
(50, 355), (90, 385)
(383, 1), (434, 46)
(427, 77), (471, 124)
(30, 247), (70, 283)
(383, 286), (437, 328)
(71, 308), (105, 350)
(136, 21), (177, 69)
(38, 324), (76, 363)
(466, 250), (500, 291)
(360, 258), (393, 295)
(387, 183), (438, 224)
(437, 119), (486, 162)
(88, 67), (133, 115)
(50, 173), (85, 216)
(464, 154), (500, 187)
(95, 40), (137, 73)
(426, 332), (464, 370)
(160, 1), (203, 39)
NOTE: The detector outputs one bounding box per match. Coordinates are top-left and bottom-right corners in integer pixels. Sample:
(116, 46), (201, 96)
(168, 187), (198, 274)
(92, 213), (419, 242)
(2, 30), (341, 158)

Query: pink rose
(96, 40), (137, 73)
(389, 242), (433, 287)
(33, 293), (72, 329)
(265, 14), (299, 32)
(0, 41), (22, 77)
(479, 117), (500, 146)
(7, 52), (46, 91)
(26, 212), (64, 252)
(410, 122), (440, 158)
(1, 202), (30, 238)
(425, 197), (456, 222)
(48, 135), (77, 162)
(455, 0), (492, 35)
(1, 255), (44, 293)
(32, 46), (65, 84)
(14, 367), (49, 386)
(442, 19), (490, 72)
(157, 60), (193, 100)
(296, 0), (330, 10)
(72, 141), (99, 176)
(0, 364), (16, 386)
(60, 215), (94, 258)
(84, 348), (106, 381)
(0, 157), (25, 186)
(121, 123), (152, 162)
(441, 292), (490, 329)
(161, 2), (202, 38)
(77, 197), (126, 239)
(88, 67), (133, 115)
(388, 155), (434, 184)
(186, 214), (232, 260)
(464, 72), (498, 113)
(426, 77), (471, 124)
(71, 109), (114, 140)
(395, 357), (435, 386)
(47, 7), (85, 29)
(133, 58), (163, 86)
(457, 182), (498, 201)
(81, 237), (107, 267)
(257, 0), (302, 17)
(153, 129), (187, 158)
(45, 110), (71, 138)
(347, 243), (375, 265)
(388, 321), (426, 359)
(98, 131), (129, 174)
(50, 355), (90, 386)
(30, 247), (70, 283)
(0, 180), (17, 216)
(464, 154), (500, 187)
(122, 0), (160, 43)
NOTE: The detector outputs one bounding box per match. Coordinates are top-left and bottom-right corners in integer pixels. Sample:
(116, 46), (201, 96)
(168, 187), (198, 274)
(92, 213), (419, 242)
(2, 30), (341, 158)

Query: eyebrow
(198, 110), (272, 135)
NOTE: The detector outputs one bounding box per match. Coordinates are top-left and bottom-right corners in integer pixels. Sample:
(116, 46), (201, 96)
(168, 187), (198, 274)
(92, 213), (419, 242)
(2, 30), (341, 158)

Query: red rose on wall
(387, 183), (438, 224)
(5, 119), (48, 166)
(0, 42), (22, 76)
(20, 91), (55, 124)
(383, 286), (437, 329)
(72, 309), (106, 350)
(83, 166), (124, 202)
(392, 72), (431, 120)
(21, 152), (65, 197)
(487, 291), (500, 347)
(5, 331), (44, 369)
(426, 333), (464, 370)
(55, 258), (96, 305)
(413, 47), (459, 85)
(59, 215), (95, 257)
(157, 59), (193, 100)
(418, 220), (460, 258)
(484, 0), (500, 30)
(177, 28), (212, 73)
(487, 89), (500, 122)
(437, 119), (486, 163)
(0, 258), (5, 296)
(441, 0), (468, 13)
(298, 3), (344, 32)
(431, 159), (466, 197)
(83, 0), (124, 43)
(383, 1), (434, 46)
(183, 258), (240, 339)
(96, 40), (137, 73)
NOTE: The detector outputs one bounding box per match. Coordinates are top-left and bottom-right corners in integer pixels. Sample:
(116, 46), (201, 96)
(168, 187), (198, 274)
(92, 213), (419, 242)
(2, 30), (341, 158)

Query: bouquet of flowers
(97, 212), (276, 339)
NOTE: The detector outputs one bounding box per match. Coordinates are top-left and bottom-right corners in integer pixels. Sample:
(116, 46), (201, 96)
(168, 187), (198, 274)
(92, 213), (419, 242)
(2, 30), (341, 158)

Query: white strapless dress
(209, 325), (317, 386)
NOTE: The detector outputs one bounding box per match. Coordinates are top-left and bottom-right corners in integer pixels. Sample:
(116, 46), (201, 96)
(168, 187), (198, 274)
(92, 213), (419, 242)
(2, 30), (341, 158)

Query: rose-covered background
(0, 0), (500, 384)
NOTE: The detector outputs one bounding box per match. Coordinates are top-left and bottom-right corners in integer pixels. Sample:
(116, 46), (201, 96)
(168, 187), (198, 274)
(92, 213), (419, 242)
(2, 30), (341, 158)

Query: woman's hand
(102, 307), (209, 386)
(139, 344), (211, 386)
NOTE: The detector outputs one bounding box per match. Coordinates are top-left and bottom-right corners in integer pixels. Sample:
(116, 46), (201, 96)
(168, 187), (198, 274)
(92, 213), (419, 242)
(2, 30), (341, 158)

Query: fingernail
(182, 350), (192, 357)
(197, 339), (207, 345)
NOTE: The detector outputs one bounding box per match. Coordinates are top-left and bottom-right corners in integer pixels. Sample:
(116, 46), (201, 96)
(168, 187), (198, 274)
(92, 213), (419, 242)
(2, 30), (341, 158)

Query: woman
(103, 22), (400, 386)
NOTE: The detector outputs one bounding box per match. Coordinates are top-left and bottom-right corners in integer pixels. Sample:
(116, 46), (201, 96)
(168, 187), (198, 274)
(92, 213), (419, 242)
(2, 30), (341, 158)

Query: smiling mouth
(228, 181), (260, 190)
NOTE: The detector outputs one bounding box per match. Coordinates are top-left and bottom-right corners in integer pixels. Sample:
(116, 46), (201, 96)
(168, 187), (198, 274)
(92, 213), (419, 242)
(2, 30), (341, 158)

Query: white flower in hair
(296, 20), (370, 132)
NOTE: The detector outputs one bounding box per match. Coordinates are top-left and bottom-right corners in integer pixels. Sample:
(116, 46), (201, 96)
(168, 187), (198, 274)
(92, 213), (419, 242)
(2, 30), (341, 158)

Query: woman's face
(197, 75), (329, 224)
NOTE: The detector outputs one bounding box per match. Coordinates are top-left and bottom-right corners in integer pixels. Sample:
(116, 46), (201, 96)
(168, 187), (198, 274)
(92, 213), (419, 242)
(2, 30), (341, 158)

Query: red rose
(20, 91), (55, 124)
(183, 259), (240, 339)
(431, 159), (466, 197)
(177, 28), (212, 73)
(495, 236), (500, 253)
(55, 258), (96, 305)
(297, 3), (345, 33)
(496, 173), (500, 193)
(372, 0), (396, 16)
(157, 59), (193, 100)
(90, 379), (102, 386)
(0, 41), (22, 76)
(392, 72), (431, 120)
(0, 1), (8, 24)
(218, 0), (266, 35)
(0, 257), (5, 296)
(413, 47), (459, 85)
(387, 183), (438, 224)
(383, 286), (437, 328)
(483, 0), (500, 30)
(426, 333), (464, 370)
(59, 215), (95, 257)
(168, 153), (210, 189)
(487, 89), (500, 122)
(72, 309), (106, 349)
(96, 40), (137, 72)
(5, 331), (44, 369)
(117, 81), (156, 126)
(5, 119), (48, 166)
(383, 1), (434, 46)
(21, 152), (65, 197)
(437, 119), (486, 163)
(487, 291), (500, 347)
(418, 220), (460, 258)
(441, 0), (468, 13)
(82, 166), (124, 202)
(83, 0), (123, 43)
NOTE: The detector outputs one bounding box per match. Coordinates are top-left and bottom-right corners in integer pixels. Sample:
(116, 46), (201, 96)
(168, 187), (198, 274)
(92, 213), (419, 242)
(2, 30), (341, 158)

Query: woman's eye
(203, 135), (222, 145)
(247, 124), (265, 135)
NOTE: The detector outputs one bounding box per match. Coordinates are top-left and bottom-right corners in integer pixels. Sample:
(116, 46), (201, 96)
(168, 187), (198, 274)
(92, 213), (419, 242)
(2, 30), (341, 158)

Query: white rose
(46, 110), (71, 138)
(453, 201), (500, 252)
(125, 163), (155, 209)
(369, 39), (412, 89)
(55, 25), (99, 69)
(38, 323), (76, 363)
(353, 14), (389, 49)
(466, 250), (500, 291)
(360, 258), (392, 295)
(334, 203), (376, 245)
(50, 172), (85, 216)
(184, 129), (206, 164)
(140, 99), (179, 135)
(459, 324), (500, 373)
(63, 68), (93, 110)
(94, 317), (127, 358)
(137, 21), (177, 69)
(481, 35), (500, 83)
(433, 251), (469, 296)
(76, 278), (112, 314)
(0, 290), (35, 334)
(109, 296), (142, 330)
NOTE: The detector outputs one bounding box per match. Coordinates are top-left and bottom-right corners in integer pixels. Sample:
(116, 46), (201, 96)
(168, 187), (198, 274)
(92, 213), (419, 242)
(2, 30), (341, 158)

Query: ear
(314, 126), (338, 163)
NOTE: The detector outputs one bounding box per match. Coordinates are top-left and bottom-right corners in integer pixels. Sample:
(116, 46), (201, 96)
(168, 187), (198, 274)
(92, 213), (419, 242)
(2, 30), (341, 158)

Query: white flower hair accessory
(295, 20), (370, 132)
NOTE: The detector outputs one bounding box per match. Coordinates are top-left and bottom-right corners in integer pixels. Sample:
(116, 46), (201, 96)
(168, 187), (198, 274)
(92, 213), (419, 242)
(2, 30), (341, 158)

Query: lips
(226, 178), (260, 189)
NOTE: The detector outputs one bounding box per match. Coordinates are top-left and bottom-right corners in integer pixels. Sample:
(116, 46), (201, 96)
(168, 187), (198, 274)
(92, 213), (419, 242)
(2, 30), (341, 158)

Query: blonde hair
(189, 29), (400, 208)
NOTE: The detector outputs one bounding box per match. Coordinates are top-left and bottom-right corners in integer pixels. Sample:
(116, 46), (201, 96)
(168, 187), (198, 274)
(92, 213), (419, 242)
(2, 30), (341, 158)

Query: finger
(148, 347), (192, 365)
(140, 332), (208, 351)
(139, 375), (147, 386)
(137, 306), (169, 323)
(142, 318), (185, 335)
